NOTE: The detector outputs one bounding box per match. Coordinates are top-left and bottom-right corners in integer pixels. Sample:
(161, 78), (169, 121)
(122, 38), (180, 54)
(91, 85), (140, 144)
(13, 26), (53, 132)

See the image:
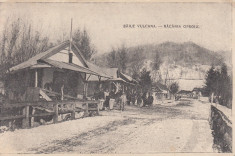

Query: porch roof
(9, 41), (70, 72)
(42, 59), (110, 77)
(8, 40), (111, 78)
(87, 65), (118, 81)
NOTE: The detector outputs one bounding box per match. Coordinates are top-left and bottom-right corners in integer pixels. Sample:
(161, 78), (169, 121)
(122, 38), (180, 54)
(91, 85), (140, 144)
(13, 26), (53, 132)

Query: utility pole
(69, 18), (73, 53)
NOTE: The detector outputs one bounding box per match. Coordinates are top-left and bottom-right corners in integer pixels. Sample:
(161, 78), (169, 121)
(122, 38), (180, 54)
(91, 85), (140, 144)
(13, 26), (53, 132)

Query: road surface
(0, 98), (216, 154)
(31, 98), (215, 153)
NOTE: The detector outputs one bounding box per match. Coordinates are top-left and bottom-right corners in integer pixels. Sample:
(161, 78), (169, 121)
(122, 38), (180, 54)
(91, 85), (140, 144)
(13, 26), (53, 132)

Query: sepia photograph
(0, 1), (233, 154)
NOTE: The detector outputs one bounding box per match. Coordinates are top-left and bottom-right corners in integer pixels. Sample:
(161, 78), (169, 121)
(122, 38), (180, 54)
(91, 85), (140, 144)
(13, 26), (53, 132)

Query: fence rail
(0, 99), (100, 128)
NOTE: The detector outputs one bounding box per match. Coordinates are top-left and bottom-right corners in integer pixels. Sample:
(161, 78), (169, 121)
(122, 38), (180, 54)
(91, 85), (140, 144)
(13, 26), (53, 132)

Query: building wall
(42, 68), (54, 89)
(87, 81), (99, 97)
(76, 73), (85, 98)
(48, 48), (85, 67)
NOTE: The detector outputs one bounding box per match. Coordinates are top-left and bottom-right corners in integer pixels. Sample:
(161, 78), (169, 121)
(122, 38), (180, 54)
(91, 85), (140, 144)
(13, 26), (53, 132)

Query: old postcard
(0, 1), (233, 155)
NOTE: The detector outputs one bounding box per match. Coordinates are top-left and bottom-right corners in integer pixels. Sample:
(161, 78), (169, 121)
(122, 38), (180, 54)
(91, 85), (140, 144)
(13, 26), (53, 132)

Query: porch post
(61, 84), (64, 101)
(123, 83), (125, 93)
(35, 69), (38, 87)
(84, 82), (88, 98)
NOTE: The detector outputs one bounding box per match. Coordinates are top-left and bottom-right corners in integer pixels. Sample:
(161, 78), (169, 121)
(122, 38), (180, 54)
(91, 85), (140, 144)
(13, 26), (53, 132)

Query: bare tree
(0, 18), (52, 79)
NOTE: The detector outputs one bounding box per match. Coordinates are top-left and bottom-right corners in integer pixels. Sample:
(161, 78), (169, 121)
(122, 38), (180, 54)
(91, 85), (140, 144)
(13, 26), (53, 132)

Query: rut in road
(29, 117), (135, 153)
(28, 100), (212, 154)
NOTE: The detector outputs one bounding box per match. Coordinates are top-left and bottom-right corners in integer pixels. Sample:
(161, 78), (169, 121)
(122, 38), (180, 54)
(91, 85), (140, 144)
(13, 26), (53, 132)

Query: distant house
(152, 82), (169, 104)
(177, 90), (192, 98)
(6, 40), (110, 102)
(87, 66), (139, 98)
(192, 87), (203, 99)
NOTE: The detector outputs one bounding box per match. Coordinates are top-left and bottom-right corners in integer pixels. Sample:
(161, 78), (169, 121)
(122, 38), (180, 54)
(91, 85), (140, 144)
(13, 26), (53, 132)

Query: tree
(0, 18), (52, 80)
(106, 45), (128, 73)
(117, 45), (128, 73)
(204, 64), (232, 108)
(72, 28), (96, 60)
(107, 48), (117, 68)
(169, 82), (179, 99)
(139, 68), (152, 92)
(204, 65), (217, 96)
(151, 51), (163, 83)
(153, 51), (162, 71)
(130, 48), (143, 81)
(217, 64), (232, 108)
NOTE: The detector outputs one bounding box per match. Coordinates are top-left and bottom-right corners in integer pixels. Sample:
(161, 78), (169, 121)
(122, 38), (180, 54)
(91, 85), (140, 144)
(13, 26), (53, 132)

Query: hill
(93, 42), (230, 89)
(127, 41), (225, 66)
(94, 42), (227, 68)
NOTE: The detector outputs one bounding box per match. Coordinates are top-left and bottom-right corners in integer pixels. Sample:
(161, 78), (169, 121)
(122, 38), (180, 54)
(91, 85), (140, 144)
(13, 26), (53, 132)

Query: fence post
(71, 104), (75, 119)
(85, 103), (89, 117)
(31, 107), (35, 127)
(97, 102), (99, 115)
(53, 103), (58, 123)
(22, 105), (29, 128)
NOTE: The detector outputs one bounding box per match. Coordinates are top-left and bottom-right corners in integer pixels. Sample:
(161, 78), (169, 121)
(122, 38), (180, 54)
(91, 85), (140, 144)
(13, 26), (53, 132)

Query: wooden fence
(0, 99), (100, 129)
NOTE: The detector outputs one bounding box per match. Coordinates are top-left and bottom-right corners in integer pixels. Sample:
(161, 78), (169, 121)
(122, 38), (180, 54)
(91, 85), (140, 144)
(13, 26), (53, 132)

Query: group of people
(93, 88), (126, 111)
(93, 87), (154, 111)
(126, 91), (154, 107)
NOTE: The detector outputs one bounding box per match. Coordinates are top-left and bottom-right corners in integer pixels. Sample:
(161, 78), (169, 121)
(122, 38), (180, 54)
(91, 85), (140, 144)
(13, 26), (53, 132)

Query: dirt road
(26, 98), (215, 154)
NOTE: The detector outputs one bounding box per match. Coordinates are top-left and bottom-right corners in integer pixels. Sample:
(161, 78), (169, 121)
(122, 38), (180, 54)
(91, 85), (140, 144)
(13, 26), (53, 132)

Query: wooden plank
(42, 89), (78, 100)
(31, 107), (35, 127)
(35, 69), (38, 87)
(88, 108), (99, 111)
(22, 106), (29, 128)
(53, 103), (58, 123)
(58, 111), (73, 115)
(71, 104), (75, 119)
(29, 112), (54, 118)
(85, 103), (89, 116)
(97, 104), (99, 115)
(39, 89), (52, 101)
(0, 115), (25, 121)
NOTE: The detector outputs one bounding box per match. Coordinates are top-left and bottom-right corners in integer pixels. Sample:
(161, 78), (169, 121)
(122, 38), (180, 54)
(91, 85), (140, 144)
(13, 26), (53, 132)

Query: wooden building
(152, 82), (169, 104)
(6, 40), (110, 102)
(87, 67), (139, 98)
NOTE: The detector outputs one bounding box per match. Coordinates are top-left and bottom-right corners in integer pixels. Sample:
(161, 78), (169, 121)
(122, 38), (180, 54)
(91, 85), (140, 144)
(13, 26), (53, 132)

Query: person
(137, 92), (143, 107)
(120, 91), (126, 111)
(142, 92), (147, 107)
(126, 90), (131, 105)
(147, 92), (154, 106)
(103, 89), (110, 110)
(198, 91), (201, 100)
(109, 88), (116, 99)
(131, 92), (136, 105)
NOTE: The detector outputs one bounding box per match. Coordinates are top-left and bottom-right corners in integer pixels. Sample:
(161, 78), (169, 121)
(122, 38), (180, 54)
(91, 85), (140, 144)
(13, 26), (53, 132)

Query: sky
(0, 2), (232, 54)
